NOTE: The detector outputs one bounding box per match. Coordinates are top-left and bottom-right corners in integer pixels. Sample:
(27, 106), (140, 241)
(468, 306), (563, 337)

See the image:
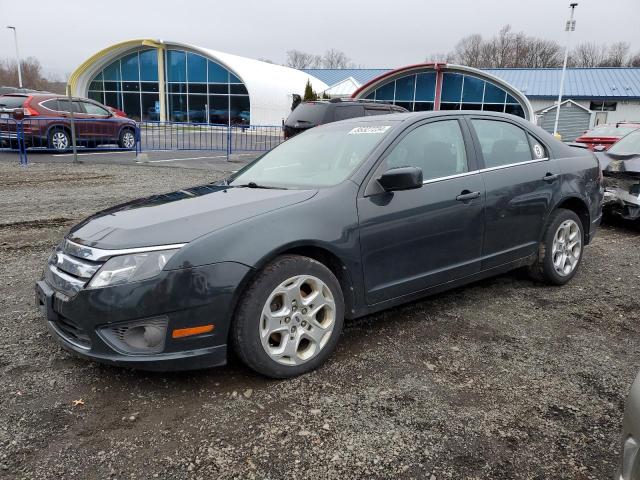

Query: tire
(118, 128), (136, 150)
(232, 255), (345, 378)
(48, 128), (70, 152)
(529, 208), (584, 285)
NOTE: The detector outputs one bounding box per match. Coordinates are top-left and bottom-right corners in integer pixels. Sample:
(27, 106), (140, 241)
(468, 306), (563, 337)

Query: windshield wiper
(234, 182), (287, 190)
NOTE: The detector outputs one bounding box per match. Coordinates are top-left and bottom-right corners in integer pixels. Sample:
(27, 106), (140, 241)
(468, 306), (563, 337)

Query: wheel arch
(551, 196), (592, 244)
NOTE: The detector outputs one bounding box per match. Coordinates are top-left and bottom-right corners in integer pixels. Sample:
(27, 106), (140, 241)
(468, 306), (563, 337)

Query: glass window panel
(462, 76), (484, 103)
(229, 72), (242, 84)
(187, 52), (207, 82)
(364, 92), (375, 100)
(415, 73), (436, 101)
(166, 50), (186, 82)
(188, 83), (207, 94)
(461, 103), (483, 110)
(121, 53), (139, 81)
(122, 81), (139, 92)
(471, 119), (533, 167)
(441, 73), (463, 103)
(386, 120), (468, 180)
(208, 95), (228, 124)
(168, 83), (187, 94)
(103, 61), (121, 81)
(374, 81), (395, 101)
(140, 82), (159, 92)
(168, 93), (188, 121)
(230, 96), (250, 125)
(505, 104), (525, 118)
(141, 93), (160, 121)
(483, 82), (506, 103)
(482, 104), (505, 113)
(103, 81), (120, 91)
(230, 84), (248, 95)
(394, 75), (415, 102)
(139, 49), (158, 81)
(440, 102), (461, 110)
(506, 94), (519, 104)
(122, 93), (141, 121)
(104, 91), (122, 110)
(88, 91), (104, 104)
(209, 84), (229, 94)
(394, 101), (413, 111)
(208, 61), (228, 83)
(187, 94), (208, 123)
(413, 102), (434, 112)
(89, 71), (103, 91)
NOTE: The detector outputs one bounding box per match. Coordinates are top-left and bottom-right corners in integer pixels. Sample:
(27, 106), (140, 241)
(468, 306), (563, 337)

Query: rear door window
(334, 105), (365, 121)
(0, 96), (27, 109)
(471, 119), (533, 168)
(57, 99), (83, 113)
(40, 99), (60, 112)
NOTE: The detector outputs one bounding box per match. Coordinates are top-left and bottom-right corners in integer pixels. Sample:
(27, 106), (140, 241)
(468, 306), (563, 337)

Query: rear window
(285, 103), (329, 126)
(0, 96), (27, 109)
(585, 125), (637, 137)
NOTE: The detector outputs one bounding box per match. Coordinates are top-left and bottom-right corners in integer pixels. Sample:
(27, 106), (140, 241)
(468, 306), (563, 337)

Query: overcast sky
(1, 0), (639, 79)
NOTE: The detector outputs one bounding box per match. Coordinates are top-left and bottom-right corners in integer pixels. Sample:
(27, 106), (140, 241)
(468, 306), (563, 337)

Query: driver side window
(386, 120), (468, 181)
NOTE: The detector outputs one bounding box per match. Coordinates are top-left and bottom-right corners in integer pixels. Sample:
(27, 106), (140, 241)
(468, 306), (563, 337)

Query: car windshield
(229, 121), (397, 189)
(608, 130), (640, 154)
(585, 125), (637, 137)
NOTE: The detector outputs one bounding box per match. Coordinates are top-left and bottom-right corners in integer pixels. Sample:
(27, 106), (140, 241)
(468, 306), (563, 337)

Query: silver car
(620, 372), (640, 479)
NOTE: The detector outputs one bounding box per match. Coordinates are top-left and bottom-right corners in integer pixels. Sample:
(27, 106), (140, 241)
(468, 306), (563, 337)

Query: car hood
(68, 184), (317, 249)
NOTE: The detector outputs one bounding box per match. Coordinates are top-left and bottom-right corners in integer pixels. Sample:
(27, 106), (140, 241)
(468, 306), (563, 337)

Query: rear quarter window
(286, 103), (329, 126)
(0, 96), (27, 109)
(334, 105), (365, 121)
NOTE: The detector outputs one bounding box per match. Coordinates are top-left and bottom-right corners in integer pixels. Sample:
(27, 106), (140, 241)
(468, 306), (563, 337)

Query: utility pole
(553, 3), (578, 139)
(6, 26), (23, 89)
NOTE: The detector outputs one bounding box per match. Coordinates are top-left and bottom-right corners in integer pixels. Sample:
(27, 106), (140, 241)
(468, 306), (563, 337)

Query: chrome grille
(45, 240), (105, 297)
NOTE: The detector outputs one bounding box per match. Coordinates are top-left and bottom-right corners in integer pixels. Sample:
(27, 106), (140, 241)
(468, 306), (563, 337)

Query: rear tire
(232, 255), (345, 378)
(528, 208), (584, 285)
(48, 128), (70, 152)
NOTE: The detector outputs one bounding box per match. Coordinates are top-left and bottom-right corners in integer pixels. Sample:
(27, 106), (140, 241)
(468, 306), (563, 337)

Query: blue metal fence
(1, 118), (285, 165)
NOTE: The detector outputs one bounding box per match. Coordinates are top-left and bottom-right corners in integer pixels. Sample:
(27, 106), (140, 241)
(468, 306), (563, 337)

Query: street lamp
(6, 26), (23, 89)
(553, 3), (578, 138)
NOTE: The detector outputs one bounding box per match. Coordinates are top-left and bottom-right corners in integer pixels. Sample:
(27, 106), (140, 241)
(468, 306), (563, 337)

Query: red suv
(0, 93), (138, 151)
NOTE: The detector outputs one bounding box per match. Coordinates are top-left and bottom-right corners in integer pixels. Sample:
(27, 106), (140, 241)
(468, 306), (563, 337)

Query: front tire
(529, 208), (584, 285)
(118, 128), (136, 150)
(232, 255), (345, 378)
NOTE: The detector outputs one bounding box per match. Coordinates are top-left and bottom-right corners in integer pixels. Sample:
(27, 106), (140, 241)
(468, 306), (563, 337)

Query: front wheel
(529, 208), (584, 285)
(232, 255), (345, 378)
(48, 128), (70, 152)
(117, 128), (136, 150)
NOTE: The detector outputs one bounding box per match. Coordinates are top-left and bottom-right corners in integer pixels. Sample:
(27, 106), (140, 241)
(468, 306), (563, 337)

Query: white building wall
(530, 98), (640, 130)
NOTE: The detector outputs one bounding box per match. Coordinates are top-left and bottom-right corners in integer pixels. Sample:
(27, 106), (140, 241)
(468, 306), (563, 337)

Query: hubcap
(552, 219), (582, 276)
(52, 132), (69, 150)
(260, 275), (336, 366)
(122, 131), (135, 148)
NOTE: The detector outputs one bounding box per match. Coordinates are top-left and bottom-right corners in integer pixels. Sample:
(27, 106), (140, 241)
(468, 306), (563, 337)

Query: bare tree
(321, 49), (351, 69)
(452, 33), (484, 67)
(0, 57), (64, 92)
(569, 42), (606, 67)
(285, 50), (322, 69)
(629, 51), (640, 67)
(425, 52), (455, 63)
(601, 41), (630, 67)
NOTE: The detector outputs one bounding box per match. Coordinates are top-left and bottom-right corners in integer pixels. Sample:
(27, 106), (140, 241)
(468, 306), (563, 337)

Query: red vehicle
(574, 123), (640, 151)
(0, 93), (137, 151)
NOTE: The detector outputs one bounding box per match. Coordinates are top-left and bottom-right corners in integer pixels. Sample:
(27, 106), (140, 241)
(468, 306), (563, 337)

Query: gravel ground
(0, 161), (639, 479)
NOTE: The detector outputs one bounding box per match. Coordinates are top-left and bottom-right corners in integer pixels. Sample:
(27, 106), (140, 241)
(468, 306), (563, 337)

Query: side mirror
(378, 166), (423, 192)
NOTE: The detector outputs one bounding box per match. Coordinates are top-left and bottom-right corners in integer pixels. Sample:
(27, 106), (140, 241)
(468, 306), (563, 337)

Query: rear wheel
(48, 128), (70, 152)
(529, 208), (584, 285)
(232, 255), (344, 378)
(118, 128), (136, 149)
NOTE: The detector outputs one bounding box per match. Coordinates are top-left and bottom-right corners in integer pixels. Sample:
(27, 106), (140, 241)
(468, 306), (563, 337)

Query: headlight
(88, 249), (179, 288)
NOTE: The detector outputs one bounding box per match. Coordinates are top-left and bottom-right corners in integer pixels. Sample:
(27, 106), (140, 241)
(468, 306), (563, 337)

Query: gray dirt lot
(0, 161), (639, 479)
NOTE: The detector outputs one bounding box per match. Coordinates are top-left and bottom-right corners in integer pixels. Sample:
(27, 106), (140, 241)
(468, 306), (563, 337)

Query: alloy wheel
(52, 131), (69, 150)
(552, 219), (582, 276)
(260, 275), (336, 366)
(122, 131), (135, 149)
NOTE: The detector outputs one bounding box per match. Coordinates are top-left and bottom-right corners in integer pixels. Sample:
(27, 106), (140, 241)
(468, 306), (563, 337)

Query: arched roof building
(69, 39), (327, 125)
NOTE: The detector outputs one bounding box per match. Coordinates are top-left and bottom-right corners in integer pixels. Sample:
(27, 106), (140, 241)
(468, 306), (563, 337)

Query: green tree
(303, 79), (317, 101)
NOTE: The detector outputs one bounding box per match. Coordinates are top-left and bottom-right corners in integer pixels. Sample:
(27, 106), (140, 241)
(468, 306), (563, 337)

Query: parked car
(598, 128), (640, 220)
(0, 93), (138, 151)
(574, 123), (640, 151)
(283, 98), (407, 139)
(35, 111), (602, 378)
(618, 371), (640, 479)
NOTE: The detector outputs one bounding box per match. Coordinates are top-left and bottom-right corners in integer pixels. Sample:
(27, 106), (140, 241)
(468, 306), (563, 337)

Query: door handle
(543, 172), (559, 182)
(456, 190), (481, 201)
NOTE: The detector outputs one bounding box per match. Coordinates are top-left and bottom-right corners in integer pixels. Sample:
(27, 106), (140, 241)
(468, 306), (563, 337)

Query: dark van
(283, 98), (407, 139)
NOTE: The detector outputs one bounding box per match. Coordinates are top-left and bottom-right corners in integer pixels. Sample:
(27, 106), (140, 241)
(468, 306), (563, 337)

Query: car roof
(339, 110), (530, 123)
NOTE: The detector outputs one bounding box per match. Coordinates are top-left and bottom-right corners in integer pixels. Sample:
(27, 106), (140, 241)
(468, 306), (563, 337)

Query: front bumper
(35, 261), (251, 371)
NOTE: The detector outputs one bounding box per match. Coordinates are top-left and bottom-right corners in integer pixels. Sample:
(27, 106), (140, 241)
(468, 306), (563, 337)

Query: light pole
(553, 3), (578, 138)
(6, 26), (23, 89)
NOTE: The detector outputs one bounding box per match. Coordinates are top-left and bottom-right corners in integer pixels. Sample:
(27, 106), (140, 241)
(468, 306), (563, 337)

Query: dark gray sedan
(35, 111), (603, 378)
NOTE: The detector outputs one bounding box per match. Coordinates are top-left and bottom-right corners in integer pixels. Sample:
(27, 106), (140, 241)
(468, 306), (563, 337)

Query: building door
(595, 112), (607, 126)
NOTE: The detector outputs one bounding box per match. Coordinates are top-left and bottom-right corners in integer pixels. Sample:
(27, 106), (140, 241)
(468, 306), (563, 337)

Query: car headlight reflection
(88, 249), (179, 288)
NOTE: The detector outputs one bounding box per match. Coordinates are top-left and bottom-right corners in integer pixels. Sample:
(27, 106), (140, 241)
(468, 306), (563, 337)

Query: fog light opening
(99, 317), (168, 355)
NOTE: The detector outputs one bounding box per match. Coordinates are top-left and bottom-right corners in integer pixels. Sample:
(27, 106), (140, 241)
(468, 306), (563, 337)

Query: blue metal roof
(302, 67), (640, 99)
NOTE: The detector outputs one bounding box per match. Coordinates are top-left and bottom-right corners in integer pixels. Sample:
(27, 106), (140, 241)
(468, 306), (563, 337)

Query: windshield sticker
(348, 126), (391, 135)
